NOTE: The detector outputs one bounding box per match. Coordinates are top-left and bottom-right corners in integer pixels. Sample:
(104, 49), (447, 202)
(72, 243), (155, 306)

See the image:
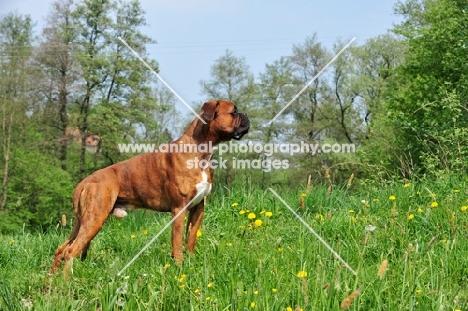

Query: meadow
(1, 176), (468, 310)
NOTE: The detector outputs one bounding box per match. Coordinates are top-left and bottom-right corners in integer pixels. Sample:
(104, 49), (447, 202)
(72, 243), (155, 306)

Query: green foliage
(0, 0), (178, 230)
(389, 0), (468, 176)
(0, 149), (73, 233)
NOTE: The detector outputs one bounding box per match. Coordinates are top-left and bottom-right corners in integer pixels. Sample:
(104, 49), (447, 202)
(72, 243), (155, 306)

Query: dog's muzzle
(233, 113), (250, 140)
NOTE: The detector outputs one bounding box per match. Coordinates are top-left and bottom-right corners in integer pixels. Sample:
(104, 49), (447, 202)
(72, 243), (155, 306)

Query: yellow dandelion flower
(254, 219), (263, 227)
(277, 247), (283, 252)
(301, 193), (307, 197)
(250, 302), (256, 308)
(194, 288), (200, 294)
(272, 288), (277, 293)
(206, 296), (211, 301)
(179, 274), (186, 282)
(226, 242), (233, 247)
(131, 234), (136, 239)
(417, 207), (423, 213)
(461, 205), (468, 212)
(408, 214), (415, 220)
(265, 211), (273, 217)
(254, 290), (259, 295)
(247, 212), (256, 220)
(454, 189), (460, 193)
(431, 201), (438, 208)
(239, 210), (246, 215)
(142, 229), (148, 235)
(349, 209), (355, 213)
(197, 229), (202, 238)
(231, 202), (239, 207)
(179, 284), (185, 289)
(404, 183), (410, 188)
(350, 216), (357, 223)
(207, 282), (213, 288)
(389, 195), (396, 201)
(415, 289), (422, 295)
(296, 270), (307, 278)
(286, 307), (293, 311)
(316, 213), (324, 221)
(9, 239), (14, 245)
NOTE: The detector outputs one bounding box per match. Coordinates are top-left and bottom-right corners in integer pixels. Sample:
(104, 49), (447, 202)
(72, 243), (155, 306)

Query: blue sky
(2, 0), (402, 114)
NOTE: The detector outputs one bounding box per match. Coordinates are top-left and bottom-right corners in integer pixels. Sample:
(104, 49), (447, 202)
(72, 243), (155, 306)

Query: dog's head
(201, 100), (250, 142)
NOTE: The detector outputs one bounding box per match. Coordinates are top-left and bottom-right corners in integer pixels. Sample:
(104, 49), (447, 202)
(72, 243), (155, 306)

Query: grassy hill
(1, 177), (467, 310)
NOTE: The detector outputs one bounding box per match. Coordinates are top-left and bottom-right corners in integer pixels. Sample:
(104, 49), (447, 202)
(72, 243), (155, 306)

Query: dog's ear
(201, 100), (219, 122)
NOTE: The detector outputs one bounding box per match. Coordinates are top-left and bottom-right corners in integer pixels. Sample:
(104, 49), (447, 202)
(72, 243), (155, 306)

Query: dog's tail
(79, 192), (90, 261)
(72, 185), (89, 261)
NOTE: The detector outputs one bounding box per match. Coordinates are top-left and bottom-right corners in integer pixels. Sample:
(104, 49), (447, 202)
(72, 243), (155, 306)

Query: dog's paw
(112, 208), (128, 218)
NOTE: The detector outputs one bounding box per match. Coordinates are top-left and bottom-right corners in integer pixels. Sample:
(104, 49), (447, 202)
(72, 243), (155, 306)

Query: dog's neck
(173, 117), (214, 160)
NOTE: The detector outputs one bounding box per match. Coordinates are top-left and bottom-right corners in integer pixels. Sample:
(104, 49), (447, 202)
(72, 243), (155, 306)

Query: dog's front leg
(171, 207), (186, 264)
(186, 202), (204, 253)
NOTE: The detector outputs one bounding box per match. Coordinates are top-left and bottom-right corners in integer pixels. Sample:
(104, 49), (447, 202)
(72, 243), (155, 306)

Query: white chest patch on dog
(191, 171), (212, 207)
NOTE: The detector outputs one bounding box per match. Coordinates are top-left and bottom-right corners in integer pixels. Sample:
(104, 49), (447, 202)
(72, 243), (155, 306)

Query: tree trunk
(0, 112), (12, 210)
(59, 67), (69, 171)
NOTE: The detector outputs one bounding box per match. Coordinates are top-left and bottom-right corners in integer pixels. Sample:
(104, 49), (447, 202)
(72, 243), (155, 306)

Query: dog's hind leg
(51, 218), (81, 274)
(60, 183), (118, 277)
(81, 239), (96, 261)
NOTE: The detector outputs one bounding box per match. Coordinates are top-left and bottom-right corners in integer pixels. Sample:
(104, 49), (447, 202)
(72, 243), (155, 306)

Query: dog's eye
(231, 106), (238, 115)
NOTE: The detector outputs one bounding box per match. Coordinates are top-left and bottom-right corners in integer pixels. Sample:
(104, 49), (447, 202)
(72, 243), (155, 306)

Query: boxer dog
(51, 100), (250, 276)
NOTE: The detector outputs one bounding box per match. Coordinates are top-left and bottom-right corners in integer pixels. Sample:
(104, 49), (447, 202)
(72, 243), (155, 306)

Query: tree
(0, 12), (75, 233)
(34, 0), (78, 171)
(200, 50), (257, 108)
(351, 34), (406, 128)
(149, 82), (182, 145)
(71, 0), (158, 176)
(257, 57), (295, 141)
(289, 34), (332, 143)
(0, 13), (34, 210)
(389, 0), (468, 176)
(350, 34), (407, 177)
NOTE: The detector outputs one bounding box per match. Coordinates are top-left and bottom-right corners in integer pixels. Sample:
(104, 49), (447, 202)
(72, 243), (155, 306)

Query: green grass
(1, 177), (468, 310)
